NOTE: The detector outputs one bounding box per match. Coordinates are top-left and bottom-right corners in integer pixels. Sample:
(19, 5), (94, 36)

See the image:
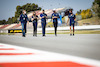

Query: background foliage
(0, 3), (41, 25)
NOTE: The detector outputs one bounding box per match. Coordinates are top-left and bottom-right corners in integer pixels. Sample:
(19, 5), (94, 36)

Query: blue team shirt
(19, 14), (29, 23)
(32, 15), (38, 23)
(51, 13), (59, 22)
(40, 13), (47, 22)
(68, 14), (76, 23)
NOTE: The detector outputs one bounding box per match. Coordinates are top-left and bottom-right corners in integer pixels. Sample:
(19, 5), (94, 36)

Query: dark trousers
(21, 22), (27, 36)
(41, 22), (46, 36)
(33, 22), (37, 36)
(53, 22), (58, 35)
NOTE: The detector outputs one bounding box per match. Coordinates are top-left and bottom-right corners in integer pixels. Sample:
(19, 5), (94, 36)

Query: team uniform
(68, 13), (76, 36)
(40, 13), (47, 36)
(19, 14), (29, 37)
(32, 15), (38, 36)
(68, 14), (76, 27)
(51, 13), (59, 36)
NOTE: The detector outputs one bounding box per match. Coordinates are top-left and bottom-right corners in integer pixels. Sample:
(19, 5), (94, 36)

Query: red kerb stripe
(0, 61), (92, 67)
(0, 48), (16, 50)
(0, 53), (33, 55)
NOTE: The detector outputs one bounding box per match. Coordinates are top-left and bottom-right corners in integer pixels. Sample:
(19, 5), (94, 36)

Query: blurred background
(0, 0), (100, 67)
(0, 0), (100, 34)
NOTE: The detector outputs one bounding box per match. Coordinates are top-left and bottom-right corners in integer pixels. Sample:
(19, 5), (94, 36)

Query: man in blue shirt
(19, 10), (29, 37)
(51, 9), (59, 36)
(67, 9), (76, 36)
(40, 10), (47, 36)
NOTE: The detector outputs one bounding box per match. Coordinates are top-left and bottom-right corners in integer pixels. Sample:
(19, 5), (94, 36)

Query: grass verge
(0, 30), (100, 35)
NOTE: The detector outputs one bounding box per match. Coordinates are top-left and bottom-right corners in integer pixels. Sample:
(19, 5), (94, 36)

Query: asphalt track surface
(0, 34), (100, 61)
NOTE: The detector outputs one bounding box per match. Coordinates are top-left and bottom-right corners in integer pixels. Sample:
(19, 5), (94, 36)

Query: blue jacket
(51, 13), (59, 22)
(68, 14), (76, 23)
(32, 15), (38, 23)
(40, 13), (47, 22)
(19, 14), (29, 23)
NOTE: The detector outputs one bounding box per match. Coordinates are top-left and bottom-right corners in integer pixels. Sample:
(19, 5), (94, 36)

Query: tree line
(92, 0), (100, 17)
(76, 9), (93, 19)
(0, 3), (41, 25)
(76, 0), (100, 19)
(0, 0), (100, 25)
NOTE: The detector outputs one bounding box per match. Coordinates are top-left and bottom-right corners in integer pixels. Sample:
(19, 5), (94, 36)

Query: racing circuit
(0, 34), (100, 67)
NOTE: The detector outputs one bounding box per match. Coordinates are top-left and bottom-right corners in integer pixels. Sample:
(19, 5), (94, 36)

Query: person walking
(19, 10), (29, 37)
(67, 9), (76, 36)
(31, 12), (38, 37)
(51, 9), (59, 36)
(40, 10), (47, 36)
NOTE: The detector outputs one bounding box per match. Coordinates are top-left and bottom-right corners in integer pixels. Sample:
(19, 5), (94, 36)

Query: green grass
(46, 30), (100, 34)
(0, 33), (15, 35)
(0, 30), (100, 35)
(75, 30), (100, 34)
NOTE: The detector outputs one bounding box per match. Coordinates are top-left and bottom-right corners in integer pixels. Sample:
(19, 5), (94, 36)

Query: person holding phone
(31, 12), (39, 37)
(51, 9), (59, 36)
(40, 10), (47, 36)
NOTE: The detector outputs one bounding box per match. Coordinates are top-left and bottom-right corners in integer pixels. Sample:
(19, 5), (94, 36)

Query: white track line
(0, 43), (100, 67)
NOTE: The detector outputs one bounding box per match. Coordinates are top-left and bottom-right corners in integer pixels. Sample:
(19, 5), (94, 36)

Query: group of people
(19, 9), (76, 37)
